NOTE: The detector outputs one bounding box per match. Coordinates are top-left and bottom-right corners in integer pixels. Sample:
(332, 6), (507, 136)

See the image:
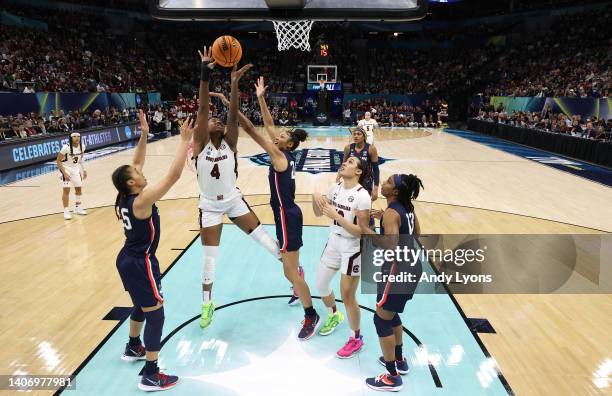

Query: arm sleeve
(371, 161), (380, 185)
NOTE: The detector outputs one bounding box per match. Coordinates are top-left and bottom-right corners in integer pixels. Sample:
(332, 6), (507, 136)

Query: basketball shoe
(138, 371), (179, 392)
(365, 373), (403, 392)
(200, 301), (215, 329)
(378, 356), (410, 375)
(318, 310), (344, 336)
(298, 313), (320, 340)
(337, 335), (364, 358)
(121, 343), (146, 361)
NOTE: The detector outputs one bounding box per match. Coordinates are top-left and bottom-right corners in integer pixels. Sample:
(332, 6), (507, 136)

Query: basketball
(211, 35), (242, 68)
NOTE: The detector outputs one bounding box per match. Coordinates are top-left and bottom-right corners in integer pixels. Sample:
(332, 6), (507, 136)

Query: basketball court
(1, 125), (611, 395)
(0, 0), (611, 395)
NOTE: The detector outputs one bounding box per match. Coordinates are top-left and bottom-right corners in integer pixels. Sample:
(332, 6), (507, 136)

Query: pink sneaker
(336, 336), (364, 359)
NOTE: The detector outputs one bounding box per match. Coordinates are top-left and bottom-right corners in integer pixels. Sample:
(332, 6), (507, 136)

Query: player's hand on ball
(179, 116), (197, 142)
(210, 92), (230, 107)
(370, 209), (384, 220)
(231, 63), (253, 84)
(254, 76), (268, 98)
(198, 46), (216, 69)
(137, 109), (149, 134)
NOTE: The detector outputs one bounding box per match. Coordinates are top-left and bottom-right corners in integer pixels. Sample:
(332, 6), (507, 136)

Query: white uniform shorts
(320, 232), (362, 277)
(60, 168), (83, 188)
(198, 190), (251, 228)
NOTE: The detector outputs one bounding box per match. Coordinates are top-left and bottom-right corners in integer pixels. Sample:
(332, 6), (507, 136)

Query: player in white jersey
(193, 46), (286, 329)
(312, 156), (371, 358)
(56, 132), (87, 220)
(357, 111), (379, 145)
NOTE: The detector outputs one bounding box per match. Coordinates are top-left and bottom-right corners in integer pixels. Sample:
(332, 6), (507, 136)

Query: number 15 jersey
(196, 138), (238, 201)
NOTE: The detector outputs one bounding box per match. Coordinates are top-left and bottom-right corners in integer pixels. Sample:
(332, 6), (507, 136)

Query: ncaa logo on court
(246, 148), (391, 174)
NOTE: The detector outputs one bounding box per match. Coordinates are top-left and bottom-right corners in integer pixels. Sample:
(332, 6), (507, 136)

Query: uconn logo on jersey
(247, 148), (391, 174)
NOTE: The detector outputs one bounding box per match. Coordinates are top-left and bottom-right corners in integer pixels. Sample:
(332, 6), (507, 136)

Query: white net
(272, 20), (314, 51)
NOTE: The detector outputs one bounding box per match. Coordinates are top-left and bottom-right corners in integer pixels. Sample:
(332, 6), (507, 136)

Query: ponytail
(112, 164), (132, 220)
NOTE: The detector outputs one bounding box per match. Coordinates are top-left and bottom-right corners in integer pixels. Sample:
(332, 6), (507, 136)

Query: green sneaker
(200, 301), (215, 329)
(318, 311), (344, 336)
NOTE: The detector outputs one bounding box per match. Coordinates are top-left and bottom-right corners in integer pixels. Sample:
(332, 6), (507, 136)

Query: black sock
(304, 306), (316, 317)
(144, 360), (159, 375)
(385, 360), (398, 376)
(395, 344), (403, 361)
(129, 336), (142, 347)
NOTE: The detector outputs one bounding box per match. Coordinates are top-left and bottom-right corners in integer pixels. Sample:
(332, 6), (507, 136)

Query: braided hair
(69, 134), (83, 156)
(112, 165), (132, 220)
(395, 174), (423, 213)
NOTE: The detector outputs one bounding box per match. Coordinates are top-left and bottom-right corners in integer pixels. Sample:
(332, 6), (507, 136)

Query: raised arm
(133, 117), (196, 216)
(369, 144), (380, 201)
(132, 109), (149, 172)
(225, 63), (253, 151)
(193, 46), (216, 158)
(211, 91), (287, 171)
(255, 76), (277, 141)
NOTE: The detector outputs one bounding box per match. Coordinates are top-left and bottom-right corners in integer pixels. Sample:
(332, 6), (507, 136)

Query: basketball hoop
(272, 20), (314, 51)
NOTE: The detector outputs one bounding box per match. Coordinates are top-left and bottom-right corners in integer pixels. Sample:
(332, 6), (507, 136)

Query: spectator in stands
(47, 119), (61, 133)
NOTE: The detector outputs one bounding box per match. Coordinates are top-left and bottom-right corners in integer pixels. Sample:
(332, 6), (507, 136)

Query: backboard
(152, 0), (427, 21)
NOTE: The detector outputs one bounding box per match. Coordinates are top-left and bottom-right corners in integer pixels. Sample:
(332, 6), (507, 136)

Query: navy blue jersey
(117, 194), (160, 258)
(349, 143), (373, 192)
(269, 150), (297, 208)
(381, 202), (415, 235)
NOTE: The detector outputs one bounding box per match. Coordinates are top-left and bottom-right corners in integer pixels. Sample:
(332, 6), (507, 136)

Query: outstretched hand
(209, 92), (230, 107)
(179, 116), (197, 142)
(231, 63), (253, 84)
(198, 46), (217, 70)
(254, 76), (268, 98)
(137, 109), (149, 134)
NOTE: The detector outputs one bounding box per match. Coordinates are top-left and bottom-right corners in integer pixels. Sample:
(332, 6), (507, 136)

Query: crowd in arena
(1, 2), (610, 141)
(474, 103), (612, 140)
(1, 3), (609, 98)
(0, 108), (139, 141)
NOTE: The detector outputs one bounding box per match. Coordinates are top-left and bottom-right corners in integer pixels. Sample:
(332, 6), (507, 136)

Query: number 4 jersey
(195, 139), (239, 201)
(326, 181), (371, 238)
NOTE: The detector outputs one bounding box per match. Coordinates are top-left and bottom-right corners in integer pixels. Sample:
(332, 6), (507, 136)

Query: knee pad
(202, 245), (219, 285)
(390, 313), (402, 328)
(143, 307), (165, 352)
(130, 306), (145, 322)
(373, 313), (394, 338)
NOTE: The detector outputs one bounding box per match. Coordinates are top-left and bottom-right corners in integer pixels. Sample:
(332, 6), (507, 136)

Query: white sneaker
(75, 207), (87, 215)
(64, 211), (72, 220)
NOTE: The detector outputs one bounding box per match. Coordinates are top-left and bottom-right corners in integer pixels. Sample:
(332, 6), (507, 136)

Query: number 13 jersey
(196, 139), (239, 201)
